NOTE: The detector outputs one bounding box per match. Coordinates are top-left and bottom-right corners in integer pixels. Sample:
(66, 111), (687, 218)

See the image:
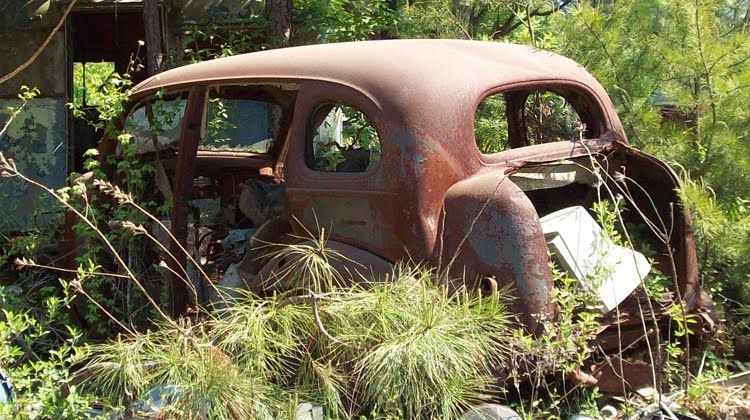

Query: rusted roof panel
(134, 41), (607, 108)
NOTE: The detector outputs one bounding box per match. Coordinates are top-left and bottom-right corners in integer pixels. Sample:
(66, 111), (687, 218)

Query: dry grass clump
(680, 381), (750, 419)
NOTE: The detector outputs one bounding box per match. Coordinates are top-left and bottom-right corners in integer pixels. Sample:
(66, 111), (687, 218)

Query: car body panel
(92, 40), (716, 340)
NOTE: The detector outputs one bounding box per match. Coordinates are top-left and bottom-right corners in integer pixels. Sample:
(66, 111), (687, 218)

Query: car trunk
(503, 142), (717, 350)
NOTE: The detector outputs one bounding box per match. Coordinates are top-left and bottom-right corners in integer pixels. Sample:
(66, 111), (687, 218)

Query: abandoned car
(92, 40), (717, 361)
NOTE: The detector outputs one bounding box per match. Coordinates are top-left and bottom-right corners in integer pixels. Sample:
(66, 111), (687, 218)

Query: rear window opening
(475, 88), (601, 154)
(524, 91), (584, 144)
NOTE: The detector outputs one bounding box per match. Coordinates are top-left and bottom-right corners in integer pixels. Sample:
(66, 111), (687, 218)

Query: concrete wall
(0, 98), (68, 231)
(0, 1), (68, 98)
(0, 1), (69, 231)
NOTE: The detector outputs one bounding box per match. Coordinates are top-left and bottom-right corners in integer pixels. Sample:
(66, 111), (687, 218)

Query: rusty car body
(97, 40), (717, 361)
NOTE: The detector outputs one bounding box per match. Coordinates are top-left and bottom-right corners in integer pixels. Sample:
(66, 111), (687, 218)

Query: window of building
(72, 62), (116, 107)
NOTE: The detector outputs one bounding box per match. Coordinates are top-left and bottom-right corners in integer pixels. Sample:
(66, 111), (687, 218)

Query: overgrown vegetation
(80, 264), (513, 418)
(1, 0), (750, 418)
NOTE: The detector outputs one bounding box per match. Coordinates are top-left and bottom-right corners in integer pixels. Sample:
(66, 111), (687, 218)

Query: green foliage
(296, 0), (397, 42)
(513, 265), (601, 375)
(525, 91), (583, 143)
(552, 0), (750, 319)
(204, 97), (236, 148)
(507, 263), (604, 418)
(67, 44), (143, 142)
(678, 173), (750, 314)
(260, 227), (350, 293)
(0, 283), (95, 418)
(341, 106), (379, 152)
(474, 93), (510, 153)
(72, 62), (116, 107)
(86, 318), (288, 418)
(341, 0), (568, 42)
(323, 266), (510, 418)
(183, 23), (267, 63)
(68, 71), (132, 137)
(64, 46), (173, 333)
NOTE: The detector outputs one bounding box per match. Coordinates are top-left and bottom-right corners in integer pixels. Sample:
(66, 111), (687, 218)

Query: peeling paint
(0, 98), (67, 231)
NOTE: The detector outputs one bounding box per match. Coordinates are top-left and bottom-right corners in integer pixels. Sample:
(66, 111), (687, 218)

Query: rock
(635, 385), (656, 398)
(600, 404), (617, 419)
(295, 402), (324, 420)
(462, 404), (521, 420)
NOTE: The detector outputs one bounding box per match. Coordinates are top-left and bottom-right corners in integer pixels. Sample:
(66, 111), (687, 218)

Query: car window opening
(120, 86), (297, 289)
(306, 103), (381, 173)
(122, 95), (188, 155)
(202, 86), (285, 153)
(475, 88), (599, 154)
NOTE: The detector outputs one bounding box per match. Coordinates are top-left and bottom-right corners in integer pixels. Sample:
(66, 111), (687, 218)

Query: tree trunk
(265, 0), (292, 142)
(143, 0), (162, 75)
(164, 0), (185, 67)
(265, 0), (292, 48)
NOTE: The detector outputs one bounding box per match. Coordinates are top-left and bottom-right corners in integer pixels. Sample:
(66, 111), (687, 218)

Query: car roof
(133, 40), (603, 98)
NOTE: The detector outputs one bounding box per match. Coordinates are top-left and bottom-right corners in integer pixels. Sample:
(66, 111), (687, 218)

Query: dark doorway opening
(68, 9), (150, 173)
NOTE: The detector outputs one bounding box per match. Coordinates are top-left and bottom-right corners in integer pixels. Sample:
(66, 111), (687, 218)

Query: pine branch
(491, 0), (574, 39)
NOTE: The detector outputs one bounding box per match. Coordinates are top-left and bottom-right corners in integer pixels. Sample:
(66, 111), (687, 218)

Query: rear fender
(437, 172), (554, 331)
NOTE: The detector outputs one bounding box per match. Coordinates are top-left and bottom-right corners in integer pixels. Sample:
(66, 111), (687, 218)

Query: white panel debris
(540, 206), (651, 312)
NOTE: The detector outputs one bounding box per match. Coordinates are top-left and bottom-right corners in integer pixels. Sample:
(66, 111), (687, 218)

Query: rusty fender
(437, 172), (554, 332)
